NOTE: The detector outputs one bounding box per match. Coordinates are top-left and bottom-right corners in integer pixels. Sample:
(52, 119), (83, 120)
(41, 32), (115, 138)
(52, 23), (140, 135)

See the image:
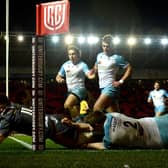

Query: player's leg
(93, 93), (114, 112)
(106, 101), (120, 113)
(93, 86), (120, 112)
(155, 105), (166, 117)
(64, 94), (80, 118)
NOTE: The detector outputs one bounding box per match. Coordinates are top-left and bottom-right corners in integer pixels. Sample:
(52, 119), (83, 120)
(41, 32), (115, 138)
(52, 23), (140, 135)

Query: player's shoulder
(97, 52), (104, 58)
(79, 61), (88, 66)
(160, 89), (167, 93)
(63, 60), (71, 66)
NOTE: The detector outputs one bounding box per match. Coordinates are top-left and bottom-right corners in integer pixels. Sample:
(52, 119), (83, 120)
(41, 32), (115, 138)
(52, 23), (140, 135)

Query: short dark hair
(0, 94), (10, 106)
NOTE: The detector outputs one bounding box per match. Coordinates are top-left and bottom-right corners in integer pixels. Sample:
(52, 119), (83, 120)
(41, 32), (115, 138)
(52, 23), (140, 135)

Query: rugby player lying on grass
(82, 111), (168, 149)
(0, 94), (103, 148)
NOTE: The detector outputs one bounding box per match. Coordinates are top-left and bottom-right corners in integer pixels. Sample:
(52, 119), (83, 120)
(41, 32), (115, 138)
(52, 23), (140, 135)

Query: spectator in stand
(147, 80), (168, 117)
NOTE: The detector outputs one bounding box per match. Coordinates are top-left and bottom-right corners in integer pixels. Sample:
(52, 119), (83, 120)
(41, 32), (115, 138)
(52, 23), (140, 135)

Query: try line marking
(9, 136), (32, 150)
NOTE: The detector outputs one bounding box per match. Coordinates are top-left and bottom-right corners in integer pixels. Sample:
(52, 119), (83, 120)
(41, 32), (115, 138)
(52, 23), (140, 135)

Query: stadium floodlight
(112, 36), (121, 45)
(77, 36), (85, 44)
(160, 38), (168, 46)
(64, 35), (74, 45)
(127, 37), (137, 46)
(52, 36), (59, 43)
(4, 35), (7, 40)
(144, 38), (151, 45)
(87, 36), (99, 45)
(17, 35), (24, 42)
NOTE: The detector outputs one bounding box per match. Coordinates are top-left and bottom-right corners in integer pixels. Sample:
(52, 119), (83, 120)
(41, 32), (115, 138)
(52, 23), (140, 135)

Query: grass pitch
(0, 135), (168, 168)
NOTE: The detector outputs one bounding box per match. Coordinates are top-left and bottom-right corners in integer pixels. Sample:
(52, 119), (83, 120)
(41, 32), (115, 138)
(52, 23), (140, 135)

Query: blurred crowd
(1, 79), (168, 118)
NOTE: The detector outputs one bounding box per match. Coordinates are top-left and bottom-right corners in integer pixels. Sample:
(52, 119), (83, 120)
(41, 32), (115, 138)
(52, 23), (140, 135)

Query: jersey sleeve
(82, 62), (90, 75)
(0, 105), (18, 137)
(148, 91), (152, 100)
(0, 115), (12, 137)
(116, 55), (129, 69)
(163, 90), (168, 97)
(58, 63), (66, 77)
(95, 53), (101, 66)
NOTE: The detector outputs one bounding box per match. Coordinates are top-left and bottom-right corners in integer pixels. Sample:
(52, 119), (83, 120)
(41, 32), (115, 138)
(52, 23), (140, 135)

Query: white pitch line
(9, 136), (32, 150)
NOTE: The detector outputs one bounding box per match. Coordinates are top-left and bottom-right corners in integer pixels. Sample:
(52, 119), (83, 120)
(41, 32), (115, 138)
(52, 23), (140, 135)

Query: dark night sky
(1, 0), (168, 73)
(0, 0), (168, 34)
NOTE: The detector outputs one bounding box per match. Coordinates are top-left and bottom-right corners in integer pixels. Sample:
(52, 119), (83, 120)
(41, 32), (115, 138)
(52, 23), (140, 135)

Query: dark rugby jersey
(0, 103), (78, 148)
(0, 103), (33, 137)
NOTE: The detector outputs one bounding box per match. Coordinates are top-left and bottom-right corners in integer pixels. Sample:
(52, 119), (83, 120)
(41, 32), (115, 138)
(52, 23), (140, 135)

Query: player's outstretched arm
(61, 117), (93, 132)
(85, 142), (106, 150)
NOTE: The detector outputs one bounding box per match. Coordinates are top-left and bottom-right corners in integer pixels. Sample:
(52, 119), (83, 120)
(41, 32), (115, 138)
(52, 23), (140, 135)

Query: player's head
(154, 80), (161, 90)
(102, 34), (113, 55)
(0, 94), (10, 113)
(67, 45), (81, 64)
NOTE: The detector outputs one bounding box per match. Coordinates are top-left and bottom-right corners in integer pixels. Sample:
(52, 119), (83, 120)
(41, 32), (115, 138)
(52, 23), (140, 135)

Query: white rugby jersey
(148, 89), (168, 107)
(95, 53), (129, 88)
(58, 60), (90, 90)
(103, 113), (163, 149)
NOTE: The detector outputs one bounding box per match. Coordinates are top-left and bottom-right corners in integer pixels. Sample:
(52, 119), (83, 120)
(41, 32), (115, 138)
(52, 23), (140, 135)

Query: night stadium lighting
(17, 35), (24, 42)
(160, 38), (168, 46)
(112, 36), (121, 45)
(77, 36), (85, 44)
(52, 36), (59, 43)
(87, 36), (99, 45)
(127, 37), (137, 46)
(4, 35), (8, 40)
(144, 38), (151, 45)
(64, 35), (74, 45)
(3, 33), (168, 47)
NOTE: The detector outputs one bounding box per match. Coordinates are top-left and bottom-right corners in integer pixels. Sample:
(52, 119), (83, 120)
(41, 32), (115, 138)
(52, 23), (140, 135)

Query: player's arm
(113, 64), (132, 87)
(86, 69), (96, 79)
(84, 142), (106, 150)
(120, 63), (132, 82)
(118, 64), (132, 85)
(84, 63), (97, 80)
(147, 97), (152, 103)
(61, 117), (93, 132)
(86, 64), (98, 79)
(0, 133), (7, 144)
(55, 74), (65, 84)
(147, 93), (153, 103)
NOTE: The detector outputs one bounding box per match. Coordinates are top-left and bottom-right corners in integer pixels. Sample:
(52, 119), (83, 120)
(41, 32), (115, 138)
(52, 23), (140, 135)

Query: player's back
(153, 114), (168, 147)
(105, 113), (145, 148)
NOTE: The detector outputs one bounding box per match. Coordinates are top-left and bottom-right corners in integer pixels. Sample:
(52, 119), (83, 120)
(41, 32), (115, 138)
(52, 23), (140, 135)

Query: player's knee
(93, 104), (103, 112)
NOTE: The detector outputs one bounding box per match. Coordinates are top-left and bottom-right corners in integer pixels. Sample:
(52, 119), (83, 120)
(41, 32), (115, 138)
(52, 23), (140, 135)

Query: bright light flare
(64, 35), (74, 45)
(52, 36), (59, 43)
(113, 36), (121, 45)
(127, 37), (137, 46)
(161, 38), (168, 46)
(17, 35), (24, 42)
(144, 38), (151, 45)
(77, 36), (85, 44)
(87, 36), (99, 45)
